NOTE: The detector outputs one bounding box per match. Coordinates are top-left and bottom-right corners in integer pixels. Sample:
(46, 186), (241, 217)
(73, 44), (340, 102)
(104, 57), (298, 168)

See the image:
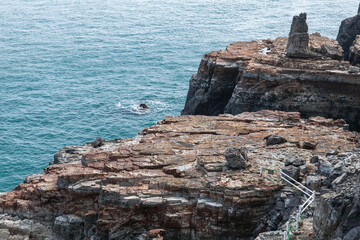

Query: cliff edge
(1, 110), (359, 239)
(182, 16), (360, 130)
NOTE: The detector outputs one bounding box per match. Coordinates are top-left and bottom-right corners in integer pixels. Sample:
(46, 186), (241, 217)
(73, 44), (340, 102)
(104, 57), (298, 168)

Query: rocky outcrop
(349, 35), (360, 66)
(313, 148), (360, 239)
(337, 8), (360, 61)
(181, 32), (360, 130)
(0, 110), (358, 239)
(286, 13), (310, 58)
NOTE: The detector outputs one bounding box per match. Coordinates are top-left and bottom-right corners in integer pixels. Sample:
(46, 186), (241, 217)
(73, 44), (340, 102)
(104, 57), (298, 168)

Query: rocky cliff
(0, 110), (359, 239)
(182, 33), (360, 130)
(337, 6), (360, 63)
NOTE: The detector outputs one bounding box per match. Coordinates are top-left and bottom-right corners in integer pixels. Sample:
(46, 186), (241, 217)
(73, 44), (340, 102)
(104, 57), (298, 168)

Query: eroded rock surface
(286, 13), (310, 58)
(349, 35), (360, 66)
(313, 148), (360, 239)
(337, 8), (360, 61)
(181, 32), (360, 130)
(0, 111), (358, 239)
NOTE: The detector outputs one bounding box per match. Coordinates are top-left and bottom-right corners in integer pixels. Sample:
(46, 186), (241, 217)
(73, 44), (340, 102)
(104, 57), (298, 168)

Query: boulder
(317, 161), (334, 177)
(286, 13), (310, 58)
(285, 157), (306, 166)
(310, 155), (319, 163)
(306, 175), (322, 191)
(264, 135), (287, 146)
(224, 146), (248, 169)
(302, 141), (317, 150)
(91, 137), (103, 148)
(281, 165), (300, 180)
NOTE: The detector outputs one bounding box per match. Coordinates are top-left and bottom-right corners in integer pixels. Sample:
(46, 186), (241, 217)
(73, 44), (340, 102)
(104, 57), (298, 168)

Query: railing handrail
(279, 170), (314, 195)
(259, 166), (316, 240)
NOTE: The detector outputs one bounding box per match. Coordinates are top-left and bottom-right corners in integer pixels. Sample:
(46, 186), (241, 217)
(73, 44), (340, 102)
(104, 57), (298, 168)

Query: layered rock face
(1, 110), (358, 239)
(337, 7), (360, 62)
(313, 149), (360, 239)
(182, 32), (360, 130)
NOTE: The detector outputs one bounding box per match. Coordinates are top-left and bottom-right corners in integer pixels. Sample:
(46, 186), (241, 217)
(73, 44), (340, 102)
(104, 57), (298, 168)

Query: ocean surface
(0, 0), (358, 192)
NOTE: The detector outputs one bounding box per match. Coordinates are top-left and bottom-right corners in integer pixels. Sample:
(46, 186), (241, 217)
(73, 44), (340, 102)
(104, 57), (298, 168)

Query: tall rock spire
(286, 13), (310, 58)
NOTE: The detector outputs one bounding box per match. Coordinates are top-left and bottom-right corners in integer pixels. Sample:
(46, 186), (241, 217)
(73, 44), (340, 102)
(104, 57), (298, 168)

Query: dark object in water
(139, 104), (149, 110)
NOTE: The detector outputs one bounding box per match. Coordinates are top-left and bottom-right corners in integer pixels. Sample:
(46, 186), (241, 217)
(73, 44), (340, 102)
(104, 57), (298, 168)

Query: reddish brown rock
(182, 32), (360, 131)
(0, 111), (359, 239)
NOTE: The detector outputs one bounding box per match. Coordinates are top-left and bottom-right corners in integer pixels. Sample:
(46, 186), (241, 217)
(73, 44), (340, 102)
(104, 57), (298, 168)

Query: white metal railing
(259, 166), (316, 240)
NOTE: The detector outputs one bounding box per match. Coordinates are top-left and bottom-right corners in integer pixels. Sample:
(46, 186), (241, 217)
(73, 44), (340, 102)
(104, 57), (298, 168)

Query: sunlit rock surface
(0, 110), (359, 239)
(182, 33), (360, 130)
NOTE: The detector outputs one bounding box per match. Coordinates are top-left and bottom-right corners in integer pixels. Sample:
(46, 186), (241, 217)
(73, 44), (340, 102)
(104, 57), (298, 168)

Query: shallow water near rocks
(0, 0), (358, 191)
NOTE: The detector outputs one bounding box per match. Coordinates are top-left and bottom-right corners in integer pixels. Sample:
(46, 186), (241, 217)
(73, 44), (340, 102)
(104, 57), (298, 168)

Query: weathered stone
(264, 135), (287, 146)
(286, 13), (310, 58)
(349, 35), (360, 66)
(317, 161), (334, 177)
(53, 215), (84, 240)
(310, 155), (319, 163)
(344, 226), (360, 240)
(91, 137), (103, 148)
(337, 10), (360, 60)
(302, 141), (317, 150)
(281, 165), (300, 180)
(182, 33), (360, 130)
(285, 157), (306, 166)
(0, 111), (359, 239)
(224, 146), (248, 169)
(275, 201), (285, 211)
(306, 175), (322, 191)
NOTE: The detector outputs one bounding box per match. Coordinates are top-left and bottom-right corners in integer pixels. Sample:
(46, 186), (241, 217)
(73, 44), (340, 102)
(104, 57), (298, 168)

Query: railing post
(260, 166), (263, 176)
(283, 230), (286, 240)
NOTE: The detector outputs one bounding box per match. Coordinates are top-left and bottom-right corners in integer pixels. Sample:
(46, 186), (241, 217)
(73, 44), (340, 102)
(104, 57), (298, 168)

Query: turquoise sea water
(0, 0), (358, 192)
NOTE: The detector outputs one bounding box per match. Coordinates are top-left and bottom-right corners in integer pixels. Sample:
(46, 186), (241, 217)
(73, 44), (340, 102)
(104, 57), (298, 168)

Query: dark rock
(306, 175), (322, 191)
(275, 201), (285, 211)
(284, 196), (302, 208)
(53, 215), (84, 240)
(349, 35), (360, 66)
(320, 44), (344, 60)
(139, 103), (149, 109)
(302, 141), (317, 150)
(224, 146), (248, 169)
(344, 226), (360, 240)
(331, 162), (344, 176)
(310, 155), (319, 163)
(91, 137), (103, 148)
(285, 156), (306, 166)
(181, 59), (240, 115)
(264, 135), (287, 146)
(281, 165), (300, 180)
(286, 13), (310, 58)
(331, 172), (347, 189)
(337, 11), (360, 60)
(317, 161), (334, 177)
